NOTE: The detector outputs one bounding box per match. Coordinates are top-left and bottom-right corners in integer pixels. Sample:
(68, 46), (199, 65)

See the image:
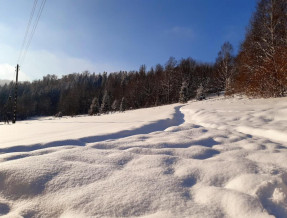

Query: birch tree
(215, 42), (235, 93)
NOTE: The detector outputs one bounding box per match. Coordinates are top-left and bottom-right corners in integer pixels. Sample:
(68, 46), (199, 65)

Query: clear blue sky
(0, 0), (257, 81)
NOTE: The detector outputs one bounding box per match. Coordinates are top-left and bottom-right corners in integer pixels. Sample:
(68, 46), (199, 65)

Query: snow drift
(0, 96), (287, 217)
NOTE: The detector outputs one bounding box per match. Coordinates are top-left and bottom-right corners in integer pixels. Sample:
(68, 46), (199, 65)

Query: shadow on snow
(0, 106), (185, 154)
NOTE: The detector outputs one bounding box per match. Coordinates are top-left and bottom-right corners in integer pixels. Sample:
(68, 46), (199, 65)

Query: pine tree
(196, 84), (205, 101)
(111, 99), (119, 111)
(179, 81), (189, 103)
(88, 97), (99, 115)
(120, 97), (127, 112)
(100, 91), (111, 113)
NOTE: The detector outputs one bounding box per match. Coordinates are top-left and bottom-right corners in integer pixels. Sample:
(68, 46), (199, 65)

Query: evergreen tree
(100, 91), (111, 113)
(196, 84), (206, 101)
(179, 81), (189, 103)
(120, 97), (127, 112)
(111, 99), (120, 111)
(88, 97), (100, 115)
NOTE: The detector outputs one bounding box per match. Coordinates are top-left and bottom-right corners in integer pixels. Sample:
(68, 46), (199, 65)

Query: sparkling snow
(0, 96), (287, 217)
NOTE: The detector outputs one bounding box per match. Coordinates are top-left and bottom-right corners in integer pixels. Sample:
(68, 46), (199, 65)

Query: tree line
(0, 58), (217, 120)
(0, 0), (286, 120)
(234, 0), (287, 97)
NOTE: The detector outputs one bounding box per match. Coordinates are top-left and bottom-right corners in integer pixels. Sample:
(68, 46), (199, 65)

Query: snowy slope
(0, 104), (180, 149)
(0, 96), (287, 217)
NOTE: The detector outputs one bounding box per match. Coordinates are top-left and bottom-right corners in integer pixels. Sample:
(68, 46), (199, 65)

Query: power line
(17, 0), (39, 64)
(19, 0), (47, 66)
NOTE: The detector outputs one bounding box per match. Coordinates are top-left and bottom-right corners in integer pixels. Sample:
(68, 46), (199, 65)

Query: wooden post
(12, 64), (19, 124)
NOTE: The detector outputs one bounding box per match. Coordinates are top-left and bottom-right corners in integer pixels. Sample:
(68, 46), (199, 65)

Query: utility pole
(12, 64), (19, 124)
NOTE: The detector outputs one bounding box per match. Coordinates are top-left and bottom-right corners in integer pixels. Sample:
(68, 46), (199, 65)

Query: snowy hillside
(0, 96), (287, 217)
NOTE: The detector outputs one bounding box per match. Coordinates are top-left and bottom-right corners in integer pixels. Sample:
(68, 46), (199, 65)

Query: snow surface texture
(0, 96), (287, 217)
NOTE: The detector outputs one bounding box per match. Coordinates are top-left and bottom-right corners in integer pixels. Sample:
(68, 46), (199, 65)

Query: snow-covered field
(0, 96), (287, 217)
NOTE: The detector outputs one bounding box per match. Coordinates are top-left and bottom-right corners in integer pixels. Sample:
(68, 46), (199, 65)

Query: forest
(0, 0), (286, 120)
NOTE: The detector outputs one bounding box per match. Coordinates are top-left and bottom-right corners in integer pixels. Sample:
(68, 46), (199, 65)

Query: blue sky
(0, 0), (257, 81)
